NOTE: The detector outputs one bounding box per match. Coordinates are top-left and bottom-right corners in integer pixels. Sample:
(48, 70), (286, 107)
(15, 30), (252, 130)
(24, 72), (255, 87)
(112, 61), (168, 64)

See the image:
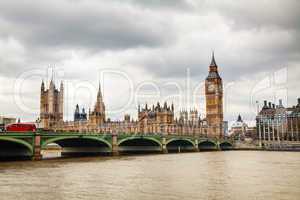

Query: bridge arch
(0, 137), (33, 158)
(198, 140), (217, 151)
(118, 137), (162, 147)
(219, 141), (233, 150)
(166, 138), (195, 152)
(42, 136), (112, 156)
(118, 137), (162, 153)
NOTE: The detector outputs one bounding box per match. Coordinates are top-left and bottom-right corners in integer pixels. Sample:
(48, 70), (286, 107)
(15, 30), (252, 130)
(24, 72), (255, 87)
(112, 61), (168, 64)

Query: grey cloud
(0, 0), (299, 124)
(0, 1), (176, 51)
(123, 0), (192, 10)
(215, 0), (300, 31)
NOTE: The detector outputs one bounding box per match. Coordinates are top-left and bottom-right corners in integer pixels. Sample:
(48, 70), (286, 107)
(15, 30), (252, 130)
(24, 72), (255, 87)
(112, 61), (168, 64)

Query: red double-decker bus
(5, 123), (37, 132)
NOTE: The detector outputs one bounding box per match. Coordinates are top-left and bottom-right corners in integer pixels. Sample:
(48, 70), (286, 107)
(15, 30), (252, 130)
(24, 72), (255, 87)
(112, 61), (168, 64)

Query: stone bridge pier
(162, 137), (168, 154)
(112, 133), (119, 156)
(33, 134), (42, 160)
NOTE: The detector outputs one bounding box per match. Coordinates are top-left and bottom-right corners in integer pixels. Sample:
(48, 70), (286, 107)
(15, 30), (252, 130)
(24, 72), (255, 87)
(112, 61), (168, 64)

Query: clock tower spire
(205, 52), (223, 138)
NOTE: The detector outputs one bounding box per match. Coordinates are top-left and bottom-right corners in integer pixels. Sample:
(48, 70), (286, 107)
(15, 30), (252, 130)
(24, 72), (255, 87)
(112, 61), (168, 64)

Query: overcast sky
(0, 0), (299, 127)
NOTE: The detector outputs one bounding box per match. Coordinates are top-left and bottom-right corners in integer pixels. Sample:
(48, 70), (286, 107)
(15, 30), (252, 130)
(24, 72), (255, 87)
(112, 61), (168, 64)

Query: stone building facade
(256, 98), (300, 143)
(100, 102), (207, 136)
(205, 53), (224, 138)
(51, 84), (106, 132)
(40, 54), (225, 138)
(40, 79), (64, 129)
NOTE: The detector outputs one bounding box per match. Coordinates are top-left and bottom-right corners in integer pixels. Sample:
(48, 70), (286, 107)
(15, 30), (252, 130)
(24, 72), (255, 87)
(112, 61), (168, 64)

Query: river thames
(0, 151), (299, 200)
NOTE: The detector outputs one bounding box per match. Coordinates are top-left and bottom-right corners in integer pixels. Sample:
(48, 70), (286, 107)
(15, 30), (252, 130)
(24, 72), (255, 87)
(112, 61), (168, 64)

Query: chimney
(272, 104), (275, 109)
(264, 100), (267, 107)
(268, 102), (272, 108)
(298, 98), (300, 105)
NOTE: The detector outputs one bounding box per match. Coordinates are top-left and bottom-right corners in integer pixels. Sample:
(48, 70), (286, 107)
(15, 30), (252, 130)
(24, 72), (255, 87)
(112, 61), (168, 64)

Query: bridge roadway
(0, 132), (234, 160)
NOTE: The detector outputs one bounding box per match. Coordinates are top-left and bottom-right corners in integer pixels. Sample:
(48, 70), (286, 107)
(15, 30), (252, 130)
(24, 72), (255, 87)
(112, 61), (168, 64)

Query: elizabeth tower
(205, 52), (223, 138)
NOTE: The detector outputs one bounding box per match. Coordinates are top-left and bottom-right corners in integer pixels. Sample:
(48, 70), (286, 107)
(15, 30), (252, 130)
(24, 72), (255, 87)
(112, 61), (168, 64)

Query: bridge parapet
(0, 132), (236, 160)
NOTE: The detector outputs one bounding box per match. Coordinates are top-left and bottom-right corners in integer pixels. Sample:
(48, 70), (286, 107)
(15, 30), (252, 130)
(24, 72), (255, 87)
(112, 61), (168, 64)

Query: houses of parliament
(40, 53), (224, 138)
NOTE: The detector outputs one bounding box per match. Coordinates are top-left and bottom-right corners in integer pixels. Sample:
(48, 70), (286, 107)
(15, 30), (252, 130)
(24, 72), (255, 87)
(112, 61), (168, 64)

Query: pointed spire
(210, 51), (217, 67)
(52, 66), (54, 80)
(49, 65), (54, 85)
(41, 80), (45, 91)
(164, 101), (167, 109)
(75, 104), (80, 113)
(49, 79), (55, 90)
(97, 81), (103, 99)
(60, 81), (64, 90)
(237, 114), (243, 122)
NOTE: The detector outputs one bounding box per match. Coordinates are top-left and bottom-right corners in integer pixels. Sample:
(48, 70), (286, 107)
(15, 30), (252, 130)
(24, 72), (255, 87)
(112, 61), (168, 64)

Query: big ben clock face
(208, 83), (215, 92)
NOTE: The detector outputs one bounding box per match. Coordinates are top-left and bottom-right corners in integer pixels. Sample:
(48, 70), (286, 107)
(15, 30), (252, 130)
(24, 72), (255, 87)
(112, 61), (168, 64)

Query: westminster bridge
(0, 132), (235, 160)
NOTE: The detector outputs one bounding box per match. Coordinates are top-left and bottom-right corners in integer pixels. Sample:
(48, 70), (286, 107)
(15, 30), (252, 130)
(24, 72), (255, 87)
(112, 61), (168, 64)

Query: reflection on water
(0, 151), (300, 200)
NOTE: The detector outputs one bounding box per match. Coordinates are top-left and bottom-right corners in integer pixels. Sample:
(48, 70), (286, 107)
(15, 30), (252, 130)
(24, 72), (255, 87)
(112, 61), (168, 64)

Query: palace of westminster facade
(40, 54), (224, 138)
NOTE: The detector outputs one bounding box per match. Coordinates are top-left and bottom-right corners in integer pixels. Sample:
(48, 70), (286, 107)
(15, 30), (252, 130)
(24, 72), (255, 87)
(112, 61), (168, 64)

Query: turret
(41, 80), (45, 92)
(81, 108), (87, 120)
(262, 100), (267, 109)
(75, 104), (80, 113)
(74, 104), (80, 121)
(237, 114), (243, 122)
(156, 102), (160, 110)
(278, 99), (284, 108)
(60, 81), (64, 91)
(163, 102), (167, 110)
(124, 114), (131, 123)
(49, 79), (55, 90)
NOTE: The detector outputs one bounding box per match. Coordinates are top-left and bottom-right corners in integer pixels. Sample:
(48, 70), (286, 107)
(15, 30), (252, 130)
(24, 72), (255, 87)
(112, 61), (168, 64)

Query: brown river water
(0, 151), (299, 200)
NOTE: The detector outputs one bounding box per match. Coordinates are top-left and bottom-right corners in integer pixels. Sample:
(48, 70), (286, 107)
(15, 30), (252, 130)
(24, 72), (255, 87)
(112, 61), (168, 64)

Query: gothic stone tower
(89, 83), (106, 126)
(40, 80), (64, 129)
(205, 52), (223, 138)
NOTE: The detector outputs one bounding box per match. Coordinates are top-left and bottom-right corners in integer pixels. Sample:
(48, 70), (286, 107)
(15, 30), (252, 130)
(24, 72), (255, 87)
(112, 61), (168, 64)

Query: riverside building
(256, 98), (300, 146)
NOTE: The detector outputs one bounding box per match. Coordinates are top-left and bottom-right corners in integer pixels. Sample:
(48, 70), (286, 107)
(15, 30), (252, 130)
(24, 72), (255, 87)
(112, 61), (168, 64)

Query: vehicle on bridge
(5, 123), (37, 132)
